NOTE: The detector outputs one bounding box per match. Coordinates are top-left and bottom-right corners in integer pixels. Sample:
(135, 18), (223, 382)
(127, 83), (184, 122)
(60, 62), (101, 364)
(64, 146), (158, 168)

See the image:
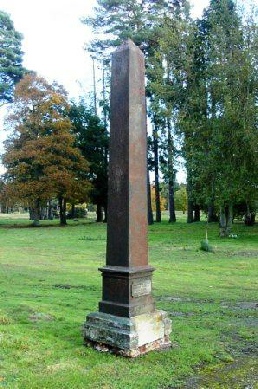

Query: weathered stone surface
(106, 39), (148, 269)
(83, 310), (171, 357)
(99, 266), (155, 317)
(98, 40), (155, 319)
(83, 40), (172, 357)
(131, 278), (152, 298)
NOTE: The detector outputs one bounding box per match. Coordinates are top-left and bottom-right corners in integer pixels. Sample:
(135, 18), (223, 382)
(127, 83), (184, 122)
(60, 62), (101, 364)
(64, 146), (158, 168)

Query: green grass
(0, 213), (257, 388)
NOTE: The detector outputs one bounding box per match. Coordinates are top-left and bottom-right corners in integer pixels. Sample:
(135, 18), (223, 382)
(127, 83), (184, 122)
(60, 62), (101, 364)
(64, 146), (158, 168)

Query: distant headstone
(83, 40), (171, 357)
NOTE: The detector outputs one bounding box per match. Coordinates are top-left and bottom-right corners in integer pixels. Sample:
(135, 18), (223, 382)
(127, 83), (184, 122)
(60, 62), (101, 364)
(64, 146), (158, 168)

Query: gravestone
(83, 40), (171, 357)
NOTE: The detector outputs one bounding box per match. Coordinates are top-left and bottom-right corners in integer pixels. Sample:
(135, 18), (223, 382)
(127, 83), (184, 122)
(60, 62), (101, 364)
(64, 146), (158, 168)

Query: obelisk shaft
(83, 41), (172, 355)
(99, 40), (155, 317)
(106, 40), (148, 268)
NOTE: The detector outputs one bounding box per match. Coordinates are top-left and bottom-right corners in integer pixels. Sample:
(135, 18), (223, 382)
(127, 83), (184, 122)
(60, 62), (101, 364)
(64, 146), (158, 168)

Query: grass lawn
(0, 212), (257, 388)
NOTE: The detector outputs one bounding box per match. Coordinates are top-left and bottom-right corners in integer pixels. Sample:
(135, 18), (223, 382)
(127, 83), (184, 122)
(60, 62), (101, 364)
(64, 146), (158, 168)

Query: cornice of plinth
(98, 265), (155, 275)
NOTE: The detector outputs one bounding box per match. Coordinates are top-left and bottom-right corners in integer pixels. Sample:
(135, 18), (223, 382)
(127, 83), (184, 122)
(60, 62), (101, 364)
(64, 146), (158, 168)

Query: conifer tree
(0, 11), (24, 105)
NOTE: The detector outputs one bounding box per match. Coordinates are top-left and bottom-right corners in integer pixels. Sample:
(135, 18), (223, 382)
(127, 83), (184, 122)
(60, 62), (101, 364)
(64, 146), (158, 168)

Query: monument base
(83, 310), (172, 357)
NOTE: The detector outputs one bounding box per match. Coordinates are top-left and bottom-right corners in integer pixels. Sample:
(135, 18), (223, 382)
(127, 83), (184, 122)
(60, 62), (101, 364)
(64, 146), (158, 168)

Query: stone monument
(83, 40), (171, 357)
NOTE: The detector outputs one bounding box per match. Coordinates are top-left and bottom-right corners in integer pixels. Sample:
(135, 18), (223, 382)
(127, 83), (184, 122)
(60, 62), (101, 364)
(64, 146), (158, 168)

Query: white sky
(0, 0), (96, 99)
(0, 0), (210, 100)
(0, 0), (239, 181)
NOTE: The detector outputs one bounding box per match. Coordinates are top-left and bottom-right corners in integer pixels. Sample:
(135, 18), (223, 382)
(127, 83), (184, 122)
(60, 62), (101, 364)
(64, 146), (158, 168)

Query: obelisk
(83, 40), (171, 357)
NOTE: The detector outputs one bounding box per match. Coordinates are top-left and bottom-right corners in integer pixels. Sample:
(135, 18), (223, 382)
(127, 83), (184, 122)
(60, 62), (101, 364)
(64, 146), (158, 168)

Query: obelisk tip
(115, 39), (138, 52)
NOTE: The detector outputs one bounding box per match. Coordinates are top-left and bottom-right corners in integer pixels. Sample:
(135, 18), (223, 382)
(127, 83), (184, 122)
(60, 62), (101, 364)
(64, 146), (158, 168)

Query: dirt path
(183, 357), (258, 388)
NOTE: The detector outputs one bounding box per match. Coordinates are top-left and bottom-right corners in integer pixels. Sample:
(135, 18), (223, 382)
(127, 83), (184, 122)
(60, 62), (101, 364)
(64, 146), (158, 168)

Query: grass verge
(0, 214), (257, 388)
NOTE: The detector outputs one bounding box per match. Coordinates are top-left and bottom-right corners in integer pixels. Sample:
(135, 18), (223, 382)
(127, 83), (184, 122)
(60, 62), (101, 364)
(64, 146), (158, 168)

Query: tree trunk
(58, 197), (67, 226)
(193, 204), (200, 222)
(47, 200), (53, 220)
(153, 125), (161, 222)
(40, 207), (47, 220)
(244, 203), (255, 226)
(147, 170), (154, 225)
(30, 199), (41, 226)
(167, 119), (176, 223)
(187, 200), (194, 223)
(207, 182), (218, 222)
(96, 204), (103, 222)
(186, 175), (194, 223)
(208, 203), (218, 222)
(1, 204), (7, 214)
(168, 182), (176, 222)
(219, 203), (233, 237)
(70, 204), (76, 219)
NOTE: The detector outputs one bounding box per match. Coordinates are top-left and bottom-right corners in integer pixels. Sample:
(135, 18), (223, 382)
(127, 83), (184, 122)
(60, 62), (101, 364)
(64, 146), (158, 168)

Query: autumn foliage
(2, 74), (91, 225)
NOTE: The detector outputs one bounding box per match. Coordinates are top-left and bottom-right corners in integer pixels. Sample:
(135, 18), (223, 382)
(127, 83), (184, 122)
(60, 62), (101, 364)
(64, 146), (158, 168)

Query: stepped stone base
(83, 310), (172, 357)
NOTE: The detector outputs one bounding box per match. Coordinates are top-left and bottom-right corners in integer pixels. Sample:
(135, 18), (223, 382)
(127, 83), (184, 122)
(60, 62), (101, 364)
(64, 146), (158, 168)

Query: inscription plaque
(131, 278), (151, 298)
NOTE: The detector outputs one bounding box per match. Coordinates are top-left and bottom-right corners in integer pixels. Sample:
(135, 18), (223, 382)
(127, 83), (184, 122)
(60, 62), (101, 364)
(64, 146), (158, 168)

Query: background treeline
(0, 0), (257, 235)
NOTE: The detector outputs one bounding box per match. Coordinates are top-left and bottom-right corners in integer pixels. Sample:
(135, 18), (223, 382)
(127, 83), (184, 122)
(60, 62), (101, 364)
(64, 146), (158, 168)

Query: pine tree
(0, 11), (25, 105)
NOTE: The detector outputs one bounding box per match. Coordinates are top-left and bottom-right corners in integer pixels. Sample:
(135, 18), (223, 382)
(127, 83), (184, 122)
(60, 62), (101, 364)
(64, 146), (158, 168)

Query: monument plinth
(83, 40), (171, 357)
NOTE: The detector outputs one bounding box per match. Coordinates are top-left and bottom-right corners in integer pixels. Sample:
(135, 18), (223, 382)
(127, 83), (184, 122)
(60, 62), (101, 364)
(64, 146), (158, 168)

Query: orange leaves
(2, 74), (90, 208)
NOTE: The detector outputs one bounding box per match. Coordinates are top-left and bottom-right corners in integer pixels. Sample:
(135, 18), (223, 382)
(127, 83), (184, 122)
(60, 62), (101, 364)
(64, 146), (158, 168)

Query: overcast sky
(0, 0), (96, 99)
(0, 0), (211, 100)
(0, 0), (251, 180)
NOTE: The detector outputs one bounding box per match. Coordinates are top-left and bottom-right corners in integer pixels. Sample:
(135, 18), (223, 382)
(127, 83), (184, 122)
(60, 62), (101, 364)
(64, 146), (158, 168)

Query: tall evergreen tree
(0, 11), (25, 105)
(69, 99), (109, 222)
(149, 9), (192, 222)
(83, 0), (191, 223)
(181, 0), (258, 235)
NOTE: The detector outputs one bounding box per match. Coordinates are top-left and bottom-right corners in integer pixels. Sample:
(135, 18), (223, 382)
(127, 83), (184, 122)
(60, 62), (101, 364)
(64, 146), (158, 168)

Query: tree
(181, 0), (258, 235)
(201, 0), (258, 236)
(69, 99), (109, 222)
(83, 0), (258, 233)
(149, 10), (192, 222)
(150, 183), (167, 212)
(2, 74), (90, 226)
(174, 184), (187, 213)
(83, 0), (191, 223)
(0, 11), (24, 105)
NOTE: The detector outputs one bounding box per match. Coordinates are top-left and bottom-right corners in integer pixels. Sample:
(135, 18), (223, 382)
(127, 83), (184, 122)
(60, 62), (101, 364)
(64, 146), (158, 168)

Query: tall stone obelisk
(83, 40), (171, 357)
